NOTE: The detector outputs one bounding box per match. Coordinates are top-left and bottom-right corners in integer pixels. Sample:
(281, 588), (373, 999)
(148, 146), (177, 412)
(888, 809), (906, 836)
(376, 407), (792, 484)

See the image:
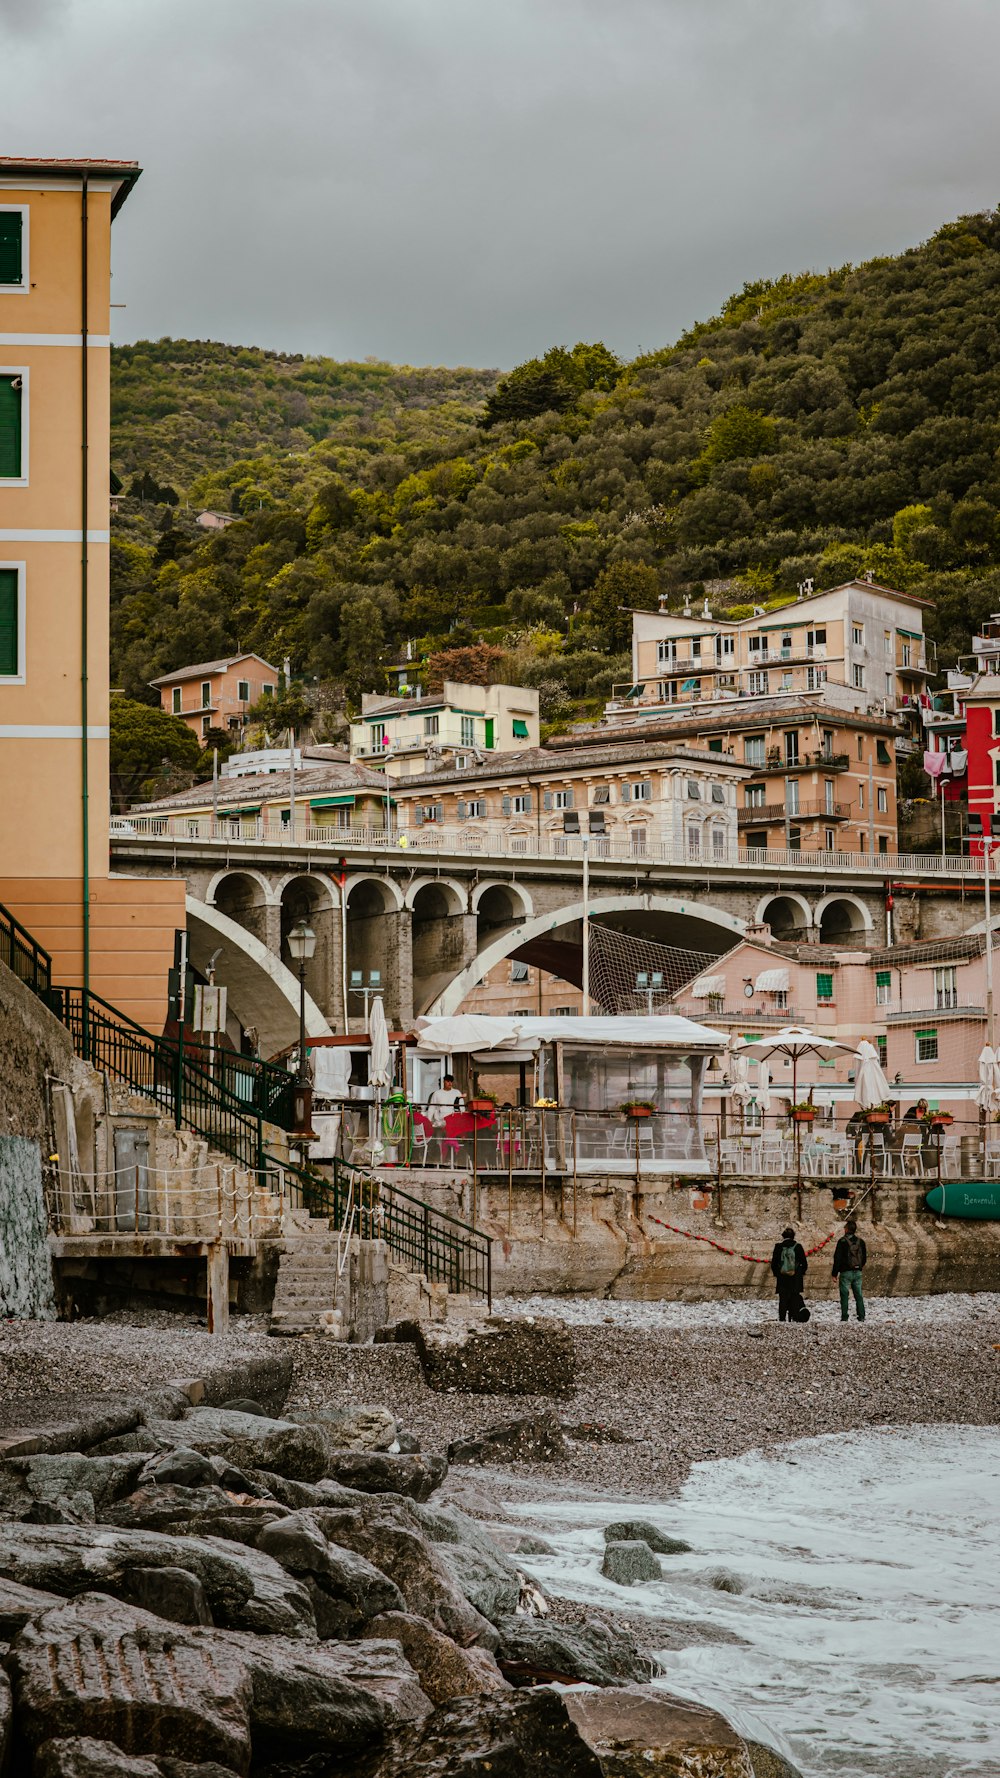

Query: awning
(681, 678), (700, 691)
(416, 1013), (727, 1054)
(691, 975), (725, 997)
(624, 684), (645, 700)
(512, 719), (529, 738)
(755, 968), (790, 992)
(220, 805), (261, 817)
(310, 794), (356, 808)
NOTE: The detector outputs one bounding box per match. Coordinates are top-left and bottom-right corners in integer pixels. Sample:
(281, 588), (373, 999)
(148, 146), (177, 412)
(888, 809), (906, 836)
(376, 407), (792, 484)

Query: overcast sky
(3, 0), (999, 368)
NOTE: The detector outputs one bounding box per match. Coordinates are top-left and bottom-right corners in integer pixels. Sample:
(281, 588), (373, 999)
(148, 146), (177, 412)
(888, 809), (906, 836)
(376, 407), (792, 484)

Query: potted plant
(468, 1089), (498, 1115)
(865, 1103), (893, 1126)
(620, 1099), (657, 1119)
(789, 1101), (817, 1124)
(922, 1109), (953, 1130)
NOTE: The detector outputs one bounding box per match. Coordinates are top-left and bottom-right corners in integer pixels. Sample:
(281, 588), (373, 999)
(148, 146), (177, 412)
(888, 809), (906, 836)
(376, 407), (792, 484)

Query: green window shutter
(877, 741), (891, 765)
(0, 377), (22, 478)
(512, 718), (529, 738)
(0, 213), (22, 285)
(876, 970), (891, 988)
(708, 738), (722, 752)
(0, 570), (18, 675)
(816, 972), (834, 999)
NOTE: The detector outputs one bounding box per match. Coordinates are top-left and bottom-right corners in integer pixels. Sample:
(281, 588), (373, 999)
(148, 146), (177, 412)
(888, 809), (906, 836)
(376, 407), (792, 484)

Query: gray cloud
(2, 0), (999, 366)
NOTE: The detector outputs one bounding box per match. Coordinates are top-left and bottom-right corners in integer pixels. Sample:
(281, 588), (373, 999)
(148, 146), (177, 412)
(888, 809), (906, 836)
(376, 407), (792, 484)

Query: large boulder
(311, 1507), (498, 1648)
(0, 1669), (10, 1770)
(321, 1451), (447, 1501)
(216, 1628), (427, 1764)
(9, 1594), (253, 1772)
(255, 1510), (405, 1636)
(746, 1744), (805, 1778)
(448, 1412), (572, 1466)
(0, 1521), (314, 1638)
(0, 1572), (65, 1636)
(602, 1519), (691, 1557)
(143, 1412), (327, 1485)
(35, 1738), (164, 1776)
(105, 1484), (282, 1545)
(0, 1454), (146, 1523)
(284, 1405), (398, 1451)
(371, 1685), (603, 1777)
(492, 1615), (660, 1688)
(600, 1540), (662, 1586)
(387, 1317), (576, 1397)
(563, 1685), (755, 1776)
(435, 1542), (521, 1625)
(120, 1567), (212, 1628)
(366, 1611), (510, 1705)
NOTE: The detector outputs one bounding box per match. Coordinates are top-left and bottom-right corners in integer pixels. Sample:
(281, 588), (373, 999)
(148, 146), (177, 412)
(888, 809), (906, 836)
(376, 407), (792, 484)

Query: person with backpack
(832, 1217), (867, 1322)
(770, 1225), (809, 1322)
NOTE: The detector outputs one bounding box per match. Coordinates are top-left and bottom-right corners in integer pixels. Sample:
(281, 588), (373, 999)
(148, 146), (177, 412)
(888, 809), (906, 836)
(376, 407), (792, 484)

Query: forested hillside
(110, 211), (1000, 729)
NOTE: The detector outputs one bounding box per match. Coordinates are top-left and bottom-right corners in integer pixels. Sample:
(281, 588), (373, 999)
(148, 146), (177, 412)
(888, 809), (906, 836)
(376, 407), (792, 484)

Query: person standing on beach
(770, 1225), (808, 1322)
(832, 1217), (867, 1322)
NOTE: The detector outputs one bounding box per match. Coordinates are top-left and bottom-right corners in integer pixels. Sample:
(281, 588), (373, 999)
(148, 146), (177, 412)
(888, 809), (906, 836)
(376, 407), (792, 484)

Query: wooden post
(472, 1115), (478, 1227)
(572, 1110), (578, 1237)
(634, 1115), (641, 1220)
(507, 1110), (514, 1236)
(216, 1163), (224, 1241)
(206, 1241), (229, 1332)
(715, 1112), (723, 1224)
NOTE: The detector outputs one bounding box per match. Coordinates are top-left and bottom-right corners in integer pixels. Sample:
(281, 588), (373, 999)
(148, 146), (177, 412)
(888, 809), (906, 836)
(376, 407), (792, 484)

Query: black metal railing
(0, 900), (52, 997)
(181, 1041), (299, 1129)
(285, 1157), (492, 1304)
(57, 987), (265, 1173)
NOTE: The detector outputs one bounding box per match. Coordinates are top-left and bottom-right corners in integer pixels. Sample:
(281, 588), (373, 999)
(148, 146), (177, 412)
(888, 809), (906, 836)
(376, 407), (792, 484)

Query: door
(113, 1127), (150, 1232)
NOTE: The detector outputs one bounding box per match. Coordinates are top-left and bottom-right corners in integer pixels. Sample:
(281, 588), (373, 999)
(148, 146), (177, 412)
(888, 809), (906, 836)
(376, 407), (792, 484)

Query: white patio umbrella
(854, 1039), (892, 1111)
(367, 995), (392, 1164)
(976, 1045), (1000, 1115)
(725, 1034), (753, 1104)
(750, 1025), (845, 1107)
(754, 1059), (772, 1115)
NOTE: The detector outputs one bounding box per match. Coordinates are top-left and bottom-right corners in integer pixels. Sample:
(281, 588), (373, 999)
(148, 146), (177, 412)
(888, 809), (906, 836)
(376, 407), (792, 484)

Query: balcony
(739, 801), (851, 827)
(897, 655), (929, 678)
(759, 750), (850, 774)
(882, 998), (984, 1023)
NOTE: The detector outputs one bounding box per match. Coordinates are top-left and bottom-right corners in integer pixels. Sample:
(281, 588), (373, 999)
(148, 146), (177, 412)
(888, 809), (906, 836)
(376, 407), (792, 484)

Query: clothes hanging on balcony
(924, 750), (949, 779)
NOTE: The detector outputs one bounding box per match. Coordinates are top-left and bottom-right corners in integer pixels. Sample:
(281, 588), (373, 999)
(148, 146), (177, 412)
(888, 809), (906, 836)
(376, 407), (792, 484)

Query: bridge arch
(755, 890), (813, 940)
(471, 880), (533, 921)
(405, 876), (468, 915)
(430, 893), (746, 1016)
(204, 866), (278, 909)
(344, 873), (405, 913)
(274, 870), (337, 912)
(815, 892), (873, 942)
(185, 895), (330, 1053)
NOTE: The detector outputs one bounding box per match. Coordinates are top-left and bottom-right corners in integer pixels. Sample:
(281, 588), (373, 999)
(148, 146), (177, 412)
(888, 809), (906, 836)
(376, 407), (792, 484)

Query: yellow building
(0, 158), (183, 1027)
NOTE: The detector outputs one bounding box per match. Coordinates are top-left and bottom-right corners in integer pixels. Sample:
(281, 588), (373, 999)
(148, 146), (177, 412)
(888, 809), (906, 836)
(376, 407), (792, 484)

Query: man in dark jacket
(770, 1225), (808, 1322)
(832, 1217), (867, 1321)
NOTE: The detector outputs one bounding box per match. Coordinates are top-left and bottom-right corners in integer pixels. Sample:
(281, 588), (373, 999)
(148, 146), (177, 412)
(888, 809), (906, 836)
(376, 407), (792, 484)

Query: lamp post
(287, 918), (317, 1164)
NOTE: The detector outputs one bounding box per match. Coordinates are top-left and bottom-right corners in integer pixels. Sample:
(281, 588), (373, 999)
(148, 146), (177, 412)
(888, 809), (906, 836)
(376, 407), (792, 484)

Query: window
(631, 826), (647, 856)
(745, 736), (766, 768)
(633, 780), (652, 800)
(820, 730), (835, 759)
(824, 828), (835, 851)
(261, 683), (274, 698)
(0, 372), (25, 480)
(171, 687), (181, 714)
(748, 634), (763, 657)
(785, 779), (800, 816)
(875, 969), (891, 1006)
(0, 565), (24, 680)
(779, 632), (793, 659)
(715, 635), (735, 662)
(916, 1028), (938, 1063)
(454, 754), (469, 769)
(748, 670), (769, 695)
(857, 735), (864, 760)
(877, 741), (892, 765)
(876, 1035), (888, 1067)
(186, 821), (199, 838)
(781, 671), (794, 691)
(784, 731), (799, 765)
(787, 826), (801, 851)
(884, 630), (893, 657)
(712, 824), (726, 858)
(686, 780), (701, 800)
(657, 638), (678, 665)
(934, 967), (958, 1010)
(745, 829), (768, 848)
(201, 716), (211, 737)
(901, 641), (911, 668)
(824, 779), (835, 815)
(853, 664), (865, 690)
(549, 788), (573, 810)
(710, 783), (725, 804)
(885, 672), (893, 698)
(511, 960), (530, 983)
(423, 714), (439, 737)
(228, 717), (241, 730)
(238, 679), (250, 702)
(852, 624), (865, 647)
(0, 209), (25, 287)
(708, 738), (722, 753)
(878, 835), (888, 854)
(687, 823), (701, 858)
(553, 1005), (580, 1016)
(201, 681), (212, 708)
(512, 718), (529, 738)
(509, 794), (532, 815)
(816, 972), (834, 1002)
(807, 666), (827, 690)
(592, 784), (610, 804)
(807, 627), (826, 654)
(858, 783), (864, 810)
(461, 716), (475, 745)
(468, 798), (486, 819)
(746, 785), (765, 808)
(877, 787), (888, 813)
(369, 723), (387, 751)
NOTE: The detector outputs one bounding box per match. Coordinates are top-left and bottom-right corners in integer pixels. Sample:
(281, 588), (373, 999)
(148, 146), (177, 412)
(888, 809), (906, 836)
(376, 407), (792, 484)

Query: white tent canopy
(416, 1013), (727, 1055)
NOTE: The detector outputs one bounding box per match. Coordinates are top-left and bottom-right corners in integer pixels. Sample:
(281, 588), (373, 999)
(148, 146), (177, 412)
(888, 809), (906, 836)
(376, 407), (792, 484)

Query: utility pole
(581, 838), (590, 1016)
(986, 839), (995, 1051)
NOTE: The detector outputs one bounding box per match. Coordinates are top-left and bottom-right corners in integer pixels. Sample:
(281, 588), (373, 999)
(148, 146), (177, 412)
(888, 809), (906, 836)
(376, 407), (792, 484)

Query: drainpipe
(80, 174), (91, 1019)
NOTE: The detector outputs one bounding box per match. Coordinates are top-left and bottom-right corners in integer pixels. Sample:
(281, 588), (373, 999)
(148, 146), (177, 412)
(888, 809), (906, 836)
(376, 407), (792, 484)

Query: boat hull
(924, 1182), (1000, 1220)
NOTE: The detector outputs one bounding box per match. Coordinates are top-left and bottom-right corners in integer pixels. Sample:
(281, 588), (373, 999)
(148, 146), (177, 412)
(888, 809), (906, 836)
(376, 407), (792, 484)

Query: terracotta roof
(0, 158), (141, 216)
(149, 654), (276, 687)
(388, 739), (748, 792)
(131, 760), (386, 813)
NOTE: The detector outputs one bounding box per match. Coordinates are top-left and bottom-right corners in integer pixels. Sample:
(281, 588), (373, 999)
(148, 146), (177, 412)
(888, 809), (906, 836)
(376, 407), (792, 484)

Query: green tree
(584, 560), (661, 650)
(109, 697), (200, 812)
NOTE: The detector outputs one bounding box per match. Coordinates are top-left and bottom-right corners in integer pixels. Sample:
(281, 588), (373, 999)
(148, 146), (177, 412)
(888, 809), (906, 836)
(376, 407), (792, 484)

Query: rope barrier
(645, 1212), (837, 1264)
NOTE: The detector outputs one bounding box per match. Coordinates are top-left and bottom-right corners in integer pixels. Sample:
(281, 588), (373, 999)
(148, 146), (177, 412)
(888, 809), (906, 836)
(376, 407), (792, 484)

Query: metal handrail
(0, 900), (52, 996)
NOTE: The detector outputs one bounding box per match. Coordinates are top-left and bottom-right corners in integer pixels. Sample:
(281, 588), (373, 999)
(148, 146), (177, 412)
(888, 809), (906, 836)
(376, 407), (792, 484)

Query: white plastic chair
(759, 1136), (786, 1176)
(823, 1136), (850, 1177)
(896, 1132), (925, 1178)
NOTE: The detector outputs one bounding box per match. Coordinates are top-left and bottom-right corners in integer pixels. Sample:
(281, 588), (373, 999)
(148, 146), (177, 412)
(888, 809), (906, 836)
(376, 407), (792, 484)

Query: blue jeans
(839, 1269), (865, 1321)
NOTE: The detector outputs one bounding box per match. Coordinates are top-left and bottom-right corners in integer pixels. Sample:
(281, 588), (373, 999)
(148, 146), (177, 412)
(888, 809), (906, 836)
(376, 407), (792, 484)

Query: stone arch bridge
(111, 832), (985, 1050)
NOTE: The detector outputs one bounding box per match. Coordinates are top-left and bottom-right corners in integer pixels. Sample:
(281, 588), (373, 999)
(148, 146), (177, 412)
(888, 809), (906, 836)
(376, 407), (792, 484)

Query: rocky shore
(0, 1295), (996, 1776)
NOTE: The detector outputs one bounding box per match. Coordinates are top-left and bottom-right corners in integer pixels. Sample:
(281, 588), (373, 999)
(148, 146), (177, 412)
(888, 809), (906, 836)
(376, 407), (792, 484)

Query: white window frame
(423, 714), (440, 737)
(853, 663), (865, 690)
(744, 736), (766, 768)
(511, 959), (530, 983)
(852, 623), (865, 647)
(915, 1029), (938, 1063)
(552, 788), (572, 810)
(0, 365), (29, 486)
(785, 778), (800, 816)
(511, 794), (530, 814)
(934, 967), (958, 1010)
(633, 780), (652, 801)
(657, 638), (678, 666)
(748, 669), (769, 695)
(460, 715), (475, 745)
(877, 786), (888, 813)
(0, 206), (29, 295)
(468, 797), (486, 819)
(745, 785), (765, 809)
(0, 560), (26, 683)
(884, 630), (893, 657)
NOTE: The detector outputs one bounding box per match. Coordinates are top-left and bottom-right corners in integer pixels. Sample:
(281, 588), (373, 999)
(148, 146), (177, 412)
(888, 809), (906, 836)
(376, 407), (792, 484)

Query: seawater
(510, 1424), (1000, 1778)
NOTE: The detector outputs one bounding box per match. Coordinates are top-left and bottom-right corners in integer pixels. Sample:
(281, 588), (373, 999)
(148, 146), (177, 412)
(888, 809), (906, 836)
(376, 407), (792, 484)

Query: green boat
(925, 1182), (1000, 1219)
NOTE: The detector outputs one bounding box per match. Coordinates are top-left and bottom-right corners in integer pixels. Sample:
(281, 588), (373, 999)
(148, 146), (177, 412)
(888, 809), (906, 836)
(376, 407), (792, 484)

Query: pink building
(671, 927), (988, 1110)
(150, 653), (278, 741)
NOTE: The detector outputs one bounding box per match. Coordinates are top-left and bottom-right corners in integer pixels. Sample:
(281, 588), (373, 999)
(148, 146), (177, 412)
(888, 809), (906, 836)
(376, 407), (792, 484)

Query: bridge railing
(111, 813), (992, 880)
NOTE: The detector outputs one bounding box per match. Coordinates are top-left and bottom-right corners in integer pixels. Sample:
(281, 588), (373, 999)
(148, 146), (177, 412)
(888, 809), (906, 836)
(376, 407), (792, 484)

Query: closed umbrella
(725, 1034), (752, 1104)
(854, 1039), (892, 1111)
(367, 995), (392, 1165)
(976, 1045), (1000, 1115)
(754, 1059), (772, 1115)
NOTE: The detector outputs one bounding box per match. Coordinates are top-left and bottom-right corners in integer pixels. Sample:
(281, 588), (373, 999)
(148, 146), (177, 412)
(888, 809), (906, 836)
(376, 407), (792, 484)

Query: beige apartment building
(151, 652), (279, 740)
(0, 158), (182, 1026)
(390, 740), (748, 858)
(350, 680), (540, 779)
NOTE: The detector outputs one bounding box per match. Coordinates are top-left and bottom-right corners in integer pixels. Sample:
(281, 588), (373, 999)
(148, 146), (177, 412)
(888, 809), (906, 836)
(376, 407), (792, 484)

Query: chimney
(744, 921), (773, 947)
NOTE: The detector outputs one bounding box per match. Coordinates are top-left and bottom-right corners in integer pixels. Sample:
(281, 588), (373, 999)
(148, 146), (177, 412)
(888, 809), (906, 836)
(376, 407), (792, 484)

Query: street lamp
(287, 918), (317, 1161)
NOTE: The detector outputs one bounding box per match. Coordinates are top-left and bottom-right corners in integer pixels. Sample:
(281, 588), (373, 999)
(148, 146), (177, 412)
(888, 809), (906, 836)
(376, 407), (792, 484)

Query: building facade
(350, 681), (540, 779)
(130, 760), (390, 837)
(150, 652), (279, 740)
(0, 158), (182, 1026)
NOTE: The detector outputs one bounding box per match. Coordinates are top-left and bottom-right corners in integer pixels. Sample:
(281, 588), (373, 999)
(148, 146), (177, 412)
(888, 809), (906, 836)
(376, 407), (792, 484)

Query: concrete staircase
(269, 1212), (347, 1336)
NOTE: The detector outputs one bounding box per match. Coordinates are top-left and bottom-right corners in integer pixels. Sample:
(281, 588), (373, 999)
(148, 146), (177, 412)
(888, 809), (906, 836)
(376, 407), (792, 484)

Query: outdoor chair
(719, 1139), (744, 1174)
(759, 1136), (786, 1176)
(822, 1135), (851, 1176)
(409, 1110), (435, 1167)
(984, 1143), (1000, 1179)
(940, 1135), (962, 1178)
(896, 1131), (925, 1178)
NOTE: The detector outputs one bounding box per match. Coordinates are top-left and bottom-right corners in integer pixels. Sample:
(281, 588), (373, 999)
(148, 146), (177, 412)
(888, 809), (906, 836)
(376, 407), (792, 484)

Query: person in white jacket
(426, 1075), (465, 1127)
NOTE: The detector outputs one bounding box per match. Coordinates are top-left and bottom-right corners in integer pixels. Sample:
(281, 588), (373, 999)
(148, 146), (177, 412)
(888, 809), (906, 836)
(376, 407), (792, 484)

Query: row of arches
(758, 892), (872, 942)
